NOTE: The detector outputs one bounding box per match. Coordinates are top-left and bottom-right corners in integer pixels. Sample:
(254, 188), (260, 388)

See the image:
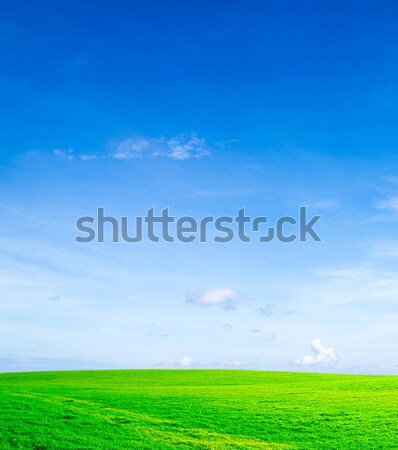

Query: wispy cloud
(111, 137), (152, 159)
(53, 149), (75, 160)
(112, 133), (210, 160)
(53, 133), (211, 162)
(307, 199), (339, 209)
(375, 195), (398, 214)
(294, 338), (338, 366)
(221, 359), (247, 367)
(53, 149), (97, 161)
(79, 154), (97, 161)
(309, 265), (398, 305)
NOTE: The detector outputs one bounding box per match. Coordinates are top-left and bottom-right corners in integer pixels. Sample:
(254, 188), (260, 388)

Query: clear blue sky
(1, 1), (398, 373)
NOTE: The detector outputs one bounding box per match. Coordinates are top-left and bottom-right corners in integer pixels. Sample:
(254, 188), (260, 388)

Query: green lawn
(0, 370), (397, 450)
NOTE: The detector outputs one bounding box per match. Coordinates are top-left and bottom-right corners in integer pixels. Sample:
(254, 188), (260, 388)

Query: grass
(0, 370), (397, 450)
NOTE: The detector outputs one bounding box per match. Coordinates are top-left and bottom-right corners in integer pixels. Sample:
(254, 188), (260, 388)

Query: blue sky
(1, 1), (398, 373)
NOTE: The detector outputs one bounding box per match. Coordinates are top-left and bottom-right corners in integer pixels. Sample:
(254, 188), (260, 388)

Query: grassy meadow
(0, 370), (397, 450)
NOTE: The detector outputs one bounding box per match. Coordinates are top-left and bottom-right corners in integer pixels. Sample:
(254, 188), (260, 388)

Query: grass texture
(0, 370), (397, 449)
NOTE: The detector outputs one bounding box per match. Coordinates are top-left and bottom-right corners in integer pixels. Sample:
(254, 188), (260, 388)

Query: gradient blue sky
(1, 0), (398, 373)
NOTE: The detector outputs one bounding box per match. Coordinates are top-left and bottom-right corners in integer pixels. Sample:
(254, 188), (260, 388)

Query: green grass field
(0, 370), (397, 450)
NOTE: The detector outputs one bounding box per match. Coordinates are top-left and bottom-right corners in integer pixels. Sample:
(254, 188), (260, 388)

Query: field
(0, 370), (397, 450)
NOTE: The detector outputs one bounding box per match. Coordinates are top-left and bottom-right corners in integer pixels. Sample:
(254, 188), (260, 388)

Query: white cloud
(186, 287), (246, 309)
(180, 356), (194, 367)
(294, 338), (338, 366)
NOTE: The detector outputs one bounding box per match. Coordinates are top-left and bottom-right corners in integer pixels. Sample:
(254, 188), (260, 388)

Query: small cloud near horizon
(294, 338), (339, 366)
(179, 356), (194, 367)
